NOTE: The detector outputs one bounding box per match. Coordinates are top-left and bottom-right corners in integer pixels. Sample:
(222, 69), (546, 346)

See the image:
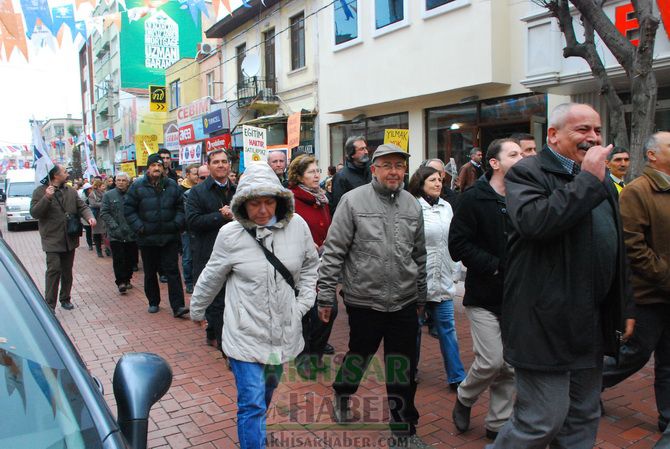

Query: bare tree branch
(571, 0), (636, 69)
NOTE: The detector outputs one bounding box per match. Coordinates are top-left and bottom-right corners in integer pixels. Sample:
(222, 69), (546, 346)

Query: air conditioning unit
(197, 42), (215, 55)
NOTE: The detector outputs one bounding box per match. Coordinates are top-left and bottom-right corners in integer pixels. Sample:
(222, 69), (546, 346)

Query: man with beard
(330, 136), (372, 213)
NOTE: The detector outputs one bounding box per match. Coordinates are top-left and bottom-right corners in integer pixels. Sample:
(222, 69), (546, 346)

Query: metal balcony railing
(237, 77), (278, 107)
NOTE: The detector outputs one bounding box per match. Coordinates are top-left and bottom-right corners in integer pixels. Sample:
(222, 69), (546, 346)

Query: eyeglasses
(374, 163), (406, 171)
(199, 176), (207, 180)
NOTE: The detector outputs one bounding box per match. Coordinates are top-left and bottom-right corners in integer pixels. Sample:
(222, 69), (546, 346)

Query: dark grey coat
(100, 188), (137, 242)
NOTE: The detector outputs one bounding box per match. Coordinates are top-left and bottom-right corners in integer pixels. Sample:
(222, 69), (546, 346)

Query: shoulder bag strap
(246, 227), (299, 297)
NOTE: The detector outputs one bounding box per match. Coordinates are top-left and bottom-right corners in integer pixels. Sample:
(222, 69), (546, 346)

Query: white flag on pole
(32, 123), (54, 185)
(81, 133), (100, 180)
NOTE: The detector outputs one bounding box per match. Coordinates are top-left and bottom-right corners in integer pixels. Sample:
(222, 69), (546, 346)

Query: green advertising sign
(120, 0), (201, 89)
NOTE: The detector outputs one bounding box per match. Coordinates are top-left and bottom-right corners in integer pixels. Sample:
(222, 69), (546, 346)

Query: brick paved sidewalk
(0, 212), (662, 448)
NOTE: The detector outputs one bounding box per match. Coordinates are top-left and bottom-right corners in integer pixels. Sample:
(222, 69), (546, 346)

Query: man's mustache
(577, 142), (597, 151)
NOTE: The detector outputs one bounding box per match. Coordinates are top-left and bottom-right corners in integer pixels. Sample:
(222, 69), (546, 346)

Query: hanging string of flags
(0, 0), (354, 62)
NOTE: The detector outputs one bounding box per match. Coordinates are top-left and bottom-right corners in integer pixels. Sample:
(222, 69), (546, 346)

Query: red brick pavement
(0, 213), (662, 448)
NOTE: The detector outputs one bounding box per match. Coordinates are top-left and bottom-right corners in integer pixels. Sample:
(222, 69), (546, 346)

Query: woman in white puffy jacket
(409, 165), (466, 390)
(190, 163), (319, 449)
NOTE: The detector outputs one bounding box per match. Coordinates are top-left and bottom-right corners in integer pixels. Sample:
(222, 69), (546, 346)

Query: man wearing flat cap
(125, 152), (189, 318)
(317, 144), (429, 449)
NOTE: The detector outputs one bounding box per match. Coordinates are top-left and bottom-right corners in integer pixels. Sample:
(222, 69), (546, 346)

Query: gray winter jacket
(317, 178), (427, 312)
(100, 188), (137, 242)
(190, 163), (319, 365)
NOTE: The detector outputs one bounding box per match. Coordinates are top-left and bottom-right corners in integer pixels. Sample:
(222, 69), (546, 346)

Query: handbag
(246, 228), (299, 298)
(56, 192), (83, 237)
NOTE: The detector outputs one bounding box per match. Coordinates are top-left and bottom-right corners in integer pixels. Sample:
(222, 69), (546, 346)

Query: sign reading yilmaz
(120, 0), (201, 89)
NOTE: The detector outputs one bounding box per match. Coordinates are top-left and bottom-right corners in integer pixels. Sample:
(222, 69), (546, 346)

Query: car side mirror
(113, 353), (172, 449)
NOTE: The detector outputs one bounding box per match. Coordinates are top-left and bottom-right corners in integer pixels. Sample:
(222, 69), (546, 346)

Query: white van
(5, 169), (37, 231)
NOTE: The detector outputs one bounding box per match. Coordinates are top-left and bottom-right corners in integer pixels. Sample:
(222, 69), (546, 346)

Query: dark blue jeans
(229, 359), (283, 449)
(181, 232), (193, 286)
(417, 300), (466, 384)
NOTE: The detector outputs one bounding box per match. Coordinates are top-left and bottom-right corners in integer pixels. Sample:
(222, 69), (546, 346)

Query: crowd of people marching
(26, 102), (670, 449)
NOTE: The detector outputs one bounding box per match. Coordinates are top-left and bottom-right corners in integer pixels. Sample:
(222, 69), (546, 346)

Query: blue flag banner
(241, 0), (251, 7)
(20, 0), (55, 38)
(186, 0), (208, 24)
(51, 4), (76, 36)
(74, 20), (87, 40)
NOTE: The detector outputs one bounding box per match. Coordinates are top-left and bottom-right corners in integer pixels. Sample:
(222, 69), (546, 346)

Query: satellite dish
(241, 54), (261, 77)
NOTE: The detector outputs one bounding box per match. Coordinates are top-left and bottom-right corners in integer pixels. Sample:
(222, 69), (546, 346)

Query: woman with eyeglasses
(287, 154), (336, 376)
(408, 165), (466, 390)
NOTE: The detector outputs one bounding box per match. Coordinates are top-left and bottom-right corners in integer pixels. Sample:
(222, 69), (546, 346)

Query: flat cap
(371, 143), (410, 162)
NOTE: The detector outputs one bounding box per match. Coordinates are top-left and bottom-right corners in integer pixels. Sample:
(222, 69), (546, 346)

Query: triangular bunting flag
(20, 0), (55, 38)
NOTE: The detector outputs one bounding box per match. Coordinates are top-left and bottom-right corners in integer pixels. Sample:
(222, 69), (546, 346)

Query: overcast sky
(0, 0), (246, 146)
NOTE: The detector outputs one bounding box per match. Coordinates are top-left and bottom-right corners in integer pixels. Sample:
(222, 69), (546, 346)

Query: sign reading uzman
(243, 125), (267, 166)
(144, 11), (179, 69)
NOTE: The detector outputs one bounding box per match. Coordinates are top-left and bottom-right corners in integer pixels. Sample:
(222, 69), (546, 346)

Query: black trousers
(603, 303), (670, 427)
(301, 299), (339, 357)
(205, 289), (225, 345)
(140, 242), (184, 312)
(83, 225), (92, 248)
(334, 303), (419, 436)
(109, 241), (137, 286)
(44, 250), (76, 309)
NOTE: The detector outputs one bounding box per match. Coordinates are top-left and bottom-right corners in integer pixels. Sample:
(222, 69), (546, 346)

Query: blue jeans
(229, 358), (283, 449)
(181, 232), (192, 286)
(417, 300), (465, 384)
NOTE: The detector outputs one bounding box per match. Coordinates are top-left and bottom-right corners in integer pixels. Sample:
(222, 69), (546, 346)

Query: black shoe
(429, 326), (439, 339)
(118, 284), (127, 294)
(659, 417), (669, 433)
(486, 429), (499, 440)
(173, 306), (189, 318)
(105, 248), (111, 256)
(449, 382), (461, 392)
(159, 275), (168, 283)
(88, 246), (93, 251)
(97, 251), (104, 258)
(61, 301), (75, 310)
(323, 343), (335, 355)
(185, 284), (194, 294)
(148, 305), (159, 313)
(452, 398), (471, 432)
(125, 282), (133, 290)
(332, 394), (352, 423)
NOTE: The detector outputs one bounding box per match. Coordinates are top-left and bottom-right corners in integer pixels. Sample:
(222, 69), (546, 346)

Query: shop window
(335, 0), (358, 46)
(329, 112), (409, 164)
(425, 94), (546, 172)
(206, 72), (215, 98)
(290, 12), (305, 70)
(375, 0), (405, 29)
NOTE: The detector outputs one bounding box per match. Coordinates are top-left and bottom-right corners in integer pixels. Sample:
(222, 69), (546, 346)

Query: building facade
(316, 0), (545, 174)
(41, 116), (83, 164)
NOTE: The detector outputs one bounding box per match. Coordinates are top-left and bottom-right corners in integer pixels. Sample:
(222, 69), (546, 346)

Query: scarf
(299, 184), (329, 206)
(421, 193), (440, 206)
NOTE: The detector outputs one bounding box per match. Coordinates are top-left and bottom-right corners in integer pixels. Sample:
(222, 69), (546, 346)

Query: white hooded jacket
(190, 163), (319, 364)
(418, 197), (462, 301)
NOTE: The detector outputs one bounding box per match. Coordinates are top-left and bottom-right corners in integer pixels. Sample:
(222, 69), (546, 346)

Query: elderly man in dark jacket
(100, 171), (137, 294)
(125, 153), (188, 317)
(30, 164), (95, 311)
(185, 149), (236, 349)
(491, 103), (634, 449)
